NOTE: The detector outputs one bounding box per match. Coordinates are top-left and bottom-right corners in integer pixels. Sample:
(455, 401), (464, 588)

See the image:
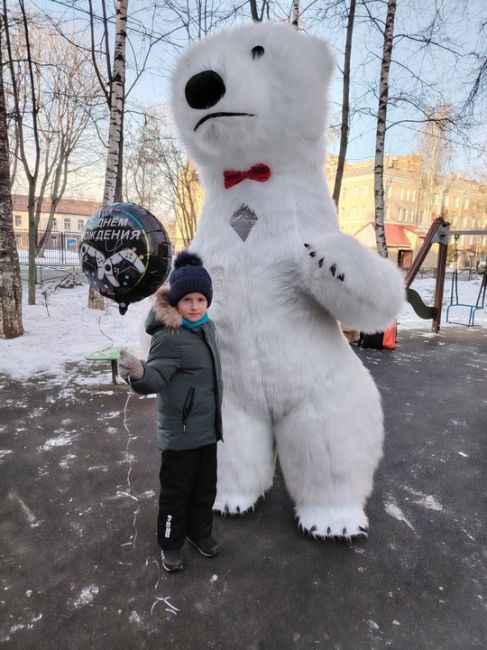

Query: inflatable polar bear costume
(170, 22), (405, 539)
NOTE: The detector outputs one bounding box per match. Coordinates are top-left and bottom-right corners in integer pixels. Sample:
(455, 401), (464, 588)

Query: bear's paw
(213, 492), (262, 516)
(296, 505), (369, 541)
(304, 242), (346, 282)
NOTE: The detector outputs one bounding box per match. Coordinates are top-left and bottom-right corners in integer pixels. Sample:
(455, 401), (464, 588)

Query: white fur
(171, 22), (405, 538)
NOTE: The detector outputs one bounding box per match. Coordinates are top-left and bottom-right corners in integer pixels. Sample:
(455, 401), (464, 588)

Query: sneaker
(161, 548), (183, 572)
(186, 535), (219, 557)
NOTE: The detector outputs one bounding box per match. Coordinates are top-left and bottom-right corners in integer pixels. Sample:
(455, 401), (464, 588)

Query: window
(64, 218), (71, 230)
(406, 188), (410, 201)
(15, 235), (22, 247)
(362, 186), (368, 198)
(352, 186), (358, 198)
(361, 205), (366, 218)
(444, 196), (449, 207)
(342, 188), (347, 198)
(15, 215), (22, 227)
(52, 218), (57, 228)
(412, 190), (416, 201)
(454, 196), (460, 208)
(464, 198), (469, 209)
(400, 188), (405, 200)
(351, 206), (356, 218)
(78, 220), (84, 231)
(397, 208), (402, 221)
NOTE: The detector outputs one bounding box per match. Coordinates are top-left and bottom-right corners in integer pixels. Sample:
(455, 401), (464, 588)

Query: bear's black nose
(185, 70), (226, 109)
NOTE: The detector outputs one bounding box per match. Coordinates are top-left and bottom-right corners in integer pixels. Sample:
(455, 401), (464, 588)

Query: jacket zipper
(182, 387), (195, 432)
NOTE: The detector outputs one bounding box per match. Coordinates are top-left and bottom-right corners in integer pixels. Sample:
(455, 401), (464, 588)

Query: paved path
(1, 329), (485, 649)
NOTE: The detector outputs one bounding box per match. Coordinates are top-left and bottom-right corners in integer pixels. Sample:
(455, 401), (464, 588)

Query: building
(353, 222), (439, 268)
(325, 154), (487, 263)
(12, 194), (100, 234)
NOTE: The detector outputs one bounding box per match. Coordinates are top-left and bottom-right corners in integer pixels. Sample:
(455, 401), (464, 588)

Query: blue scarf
(181, 313), (209, 330)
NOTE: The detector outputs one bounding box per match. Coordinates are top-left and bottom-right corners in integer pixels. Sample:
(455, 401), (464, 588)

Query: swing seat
(446, 303), (484, 328)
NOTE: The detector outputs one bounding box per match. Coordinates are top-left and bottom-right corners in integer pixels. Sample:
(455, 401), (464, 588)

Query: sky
(14, 0), (487, 202)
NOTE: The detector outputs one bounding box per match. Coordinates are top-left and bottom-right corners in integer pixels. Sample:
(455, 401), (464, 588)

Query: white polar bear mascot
(170, 22), (404, 540)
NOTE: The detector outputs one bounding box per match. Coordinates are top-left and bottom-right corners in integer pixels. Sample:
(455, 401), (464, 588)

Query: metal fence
(14, 229), (82, 265)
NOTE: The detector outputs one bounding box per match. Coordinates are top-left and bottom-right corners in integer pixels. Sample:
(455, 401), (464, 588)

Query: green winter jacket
(130, 286), (223, 451)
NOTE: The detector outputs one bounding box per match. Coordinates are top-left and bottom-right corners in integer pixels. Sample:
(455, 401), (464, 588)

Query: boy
(119, 251), (223, 572)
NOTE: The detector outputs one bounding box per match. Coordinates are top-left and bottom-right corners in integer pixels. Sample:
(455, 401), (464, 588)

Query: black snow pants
(157, 443), (217, 551)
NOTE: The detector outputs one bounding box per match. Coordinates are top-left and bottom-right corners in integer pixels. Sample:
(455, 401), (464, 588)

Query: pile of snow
(0, 275), (485, 381)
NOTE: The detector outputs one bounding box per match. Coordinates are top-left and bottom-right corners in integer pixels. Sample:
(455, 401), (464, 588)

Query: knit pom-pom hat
(168, 251), (213, 307)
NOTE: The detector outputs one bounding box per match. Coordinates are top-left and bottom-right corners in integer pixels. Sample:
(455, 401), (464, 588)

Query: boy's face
(176, 292), (208, 321)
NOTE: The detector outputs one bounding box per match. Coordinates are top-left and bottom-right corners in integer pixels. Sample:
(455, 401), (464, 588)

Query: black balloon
(79, 202), (172, 314)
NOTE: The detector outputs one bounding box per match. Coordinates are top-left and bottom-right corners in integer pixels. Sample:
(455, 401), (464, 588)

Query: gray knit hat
(168, 251), (213, 307)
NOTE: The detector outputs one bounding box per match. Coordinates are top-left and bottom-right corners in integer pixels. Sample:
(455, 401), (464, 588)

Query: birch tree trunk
(0, 16), (23, 338)
(103, 0), (128, 205)
(89, 0), (128, 310)
(373, 0), (396, 258)
(291, 1), (300, 27)
(332, 0), (356, 207)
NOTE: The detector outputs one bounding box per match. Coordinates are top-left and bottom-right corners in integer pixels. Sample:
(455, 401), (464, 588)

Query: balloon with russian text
(79, 202), (172, 315)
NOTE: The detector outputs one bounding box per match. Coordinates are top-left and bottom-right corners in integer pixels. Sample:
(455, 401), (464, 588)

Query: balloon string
(97, 305), (116, 353)
(116, 316), (142, 551)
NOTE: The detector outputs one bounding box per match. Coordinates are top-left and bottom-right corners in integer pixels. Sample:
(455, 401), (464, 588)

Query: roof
(354, 221), (419, 247)
(12, 194), (101, 217)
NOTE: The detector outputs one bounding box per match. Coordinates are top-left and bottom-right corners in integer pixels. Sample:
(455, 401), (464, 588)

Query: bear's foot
(213, 492), (262, 516)
(296, 505), (369, 541)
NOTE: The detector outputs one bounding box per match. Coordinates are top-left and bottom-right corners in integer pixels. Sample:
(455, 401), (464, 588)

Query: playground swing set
(405, 217), (487, 332)
(445, 236), (487, 327)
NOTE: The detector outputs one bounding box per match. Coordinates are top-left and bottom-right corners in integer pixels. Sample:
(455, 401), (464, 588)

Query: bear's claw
(296, 505), (369, 541)
(213, 493), (261, 516)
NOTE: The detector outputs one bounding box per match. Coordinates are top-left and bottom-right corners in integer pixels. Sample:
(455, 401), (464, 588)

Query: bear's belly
(211, 265), (369, 411)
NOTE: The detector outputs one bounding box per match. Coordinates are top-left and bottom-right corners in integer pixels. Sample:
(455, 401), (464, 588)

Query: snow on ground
(1, 284), (151, 381)
(0, 274), (485, 381)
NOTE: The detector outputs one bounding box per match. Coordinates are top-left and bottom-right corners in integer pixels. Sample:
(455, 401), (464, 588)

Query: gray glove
(118, 349), (144, 381)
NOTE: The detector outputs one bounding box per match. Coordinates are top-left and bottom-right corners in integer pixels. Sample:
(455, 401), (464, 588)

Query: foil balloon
(79, 202), (172, 315)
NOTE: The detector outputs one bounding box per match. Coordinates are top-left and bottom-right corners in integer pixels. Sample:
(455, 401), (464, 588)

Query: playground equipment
(405, 217), (487, 332)
(446, 250), (487, 326)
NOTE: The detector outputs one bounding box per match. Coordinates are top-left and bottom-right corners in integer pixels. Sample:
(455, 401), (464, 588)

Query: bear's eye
(251, 45), (265, 59)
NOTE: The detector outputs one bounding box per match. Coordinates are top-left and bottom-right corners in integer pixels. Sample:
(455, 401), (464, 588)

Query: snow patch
(384, 501), (415, 531)
(0, 449), (13, 463)
(129, 610), (143, 624)
(413, 494), (443, 511)
(38, 431), (76, 451)
(73, 584), (99, 608)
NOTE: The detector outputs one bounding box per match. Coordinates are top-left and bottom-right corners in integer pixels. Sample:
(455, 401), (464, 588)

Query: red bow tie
(223, 163), (271, 189)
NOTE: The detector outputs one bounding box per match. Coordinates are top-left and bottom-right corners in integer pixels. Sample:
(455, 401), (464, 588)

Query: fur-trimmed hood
(146, 285), (182, 333)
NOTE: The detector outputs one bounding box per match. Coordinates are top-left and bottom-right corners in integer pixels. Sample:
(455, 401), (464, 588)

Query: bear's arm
(298, 232), (405, 332)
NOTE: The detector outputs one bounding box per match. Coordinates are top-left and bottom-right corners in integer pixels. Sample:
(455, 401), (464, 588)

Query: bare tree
(85, 0), (129, 309)
(373, 0), (396, 258)
(4, 0), (41, 304)
(332, 0), (356, 207)
(0, 14), (23, 338)
(417, 104), (452, 225)
(102, 0), (128, 205)
(125, 110), (200, 247)
(4, 5), (102, 302)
